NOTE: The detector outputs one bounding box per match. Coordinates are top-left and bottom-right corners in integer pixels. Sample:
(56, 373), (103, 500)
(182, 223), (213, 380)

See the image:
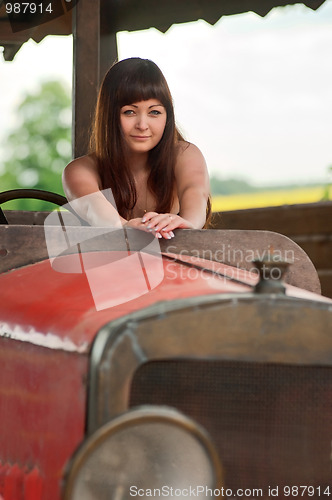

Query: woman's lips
(130, 135), (151, 140)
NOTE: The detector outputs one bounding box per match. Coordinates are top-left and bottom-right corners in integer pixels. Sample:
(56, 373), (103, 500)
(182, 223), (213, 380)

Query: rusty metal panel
(0, 337), (88, 500)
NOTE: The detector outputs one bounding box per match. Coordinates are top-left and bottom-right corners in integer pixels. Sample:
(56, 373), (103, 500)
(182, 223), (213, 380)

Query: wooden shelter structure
(0, 0), (327, 157)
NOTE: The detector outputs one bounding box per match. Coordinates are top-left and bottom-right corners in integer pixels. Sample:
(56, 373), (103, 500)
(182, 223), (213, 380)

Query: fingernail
(146, 224), (151, 229)
(170, 231), (174, 237)
(156, 233), (162, 239)
(142, 218), (146, 223)
(166, 234), (172, 239)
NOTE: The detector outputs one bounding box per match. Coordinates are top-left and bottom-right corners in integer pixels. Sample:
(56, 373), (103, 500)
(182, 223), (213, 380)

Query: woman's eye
(123, 109), (135, 115)
(150, 110), (161, 115)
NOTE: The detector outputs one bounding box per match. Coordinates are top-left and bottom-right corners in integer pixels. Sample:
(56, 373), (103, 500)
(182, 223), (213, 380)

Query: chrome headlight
(63, 406), (223, 499)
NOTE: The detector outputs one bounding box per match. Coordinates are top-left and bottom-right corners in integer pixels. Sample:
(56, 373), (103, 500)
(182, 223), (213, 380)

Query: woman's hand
(141, 212), (194, 238)
(123, 216), (165, 239)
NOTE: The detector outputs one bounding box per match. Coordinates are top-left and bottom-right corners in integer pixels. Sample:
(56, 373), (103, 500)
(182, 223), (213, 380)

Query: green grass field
(212, 185), (330, 212)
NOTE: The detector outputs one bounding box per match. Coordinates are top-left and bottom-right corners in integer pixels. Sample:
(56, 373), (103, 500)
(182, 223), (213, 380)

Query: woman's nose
(135, 115), (148, 130)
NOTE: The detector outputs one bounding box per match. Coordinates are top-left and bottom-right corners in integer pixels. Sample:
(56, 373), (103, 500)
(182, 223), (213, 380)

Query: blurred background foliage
(321, 165), (332, 201)
(0, 80), (71, 210)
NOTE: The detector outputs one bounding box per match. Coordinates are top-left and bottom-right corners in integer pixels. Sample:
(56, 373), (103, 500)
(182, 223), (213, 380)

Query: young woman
(62, 57), (211, 239)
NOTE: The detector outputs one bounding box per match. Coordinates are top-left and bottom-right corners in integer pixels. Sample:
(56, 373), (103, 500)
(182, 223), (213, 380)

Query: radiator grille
(130, 360), (332, 495)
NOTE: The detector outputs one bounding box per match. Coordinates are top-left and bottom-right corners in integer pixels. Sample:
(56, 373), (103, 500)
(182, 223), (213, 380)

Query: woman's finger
(144, 214), (167, 229)
(153, 214), (177, 230)
(141, 213), (179, 238)
(141, 211), (158, 223)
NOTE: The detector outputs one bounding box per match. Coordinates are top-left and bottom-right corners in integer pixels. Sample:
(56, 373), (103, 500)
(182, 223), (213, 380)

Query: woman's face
(120, 99), (167, 155)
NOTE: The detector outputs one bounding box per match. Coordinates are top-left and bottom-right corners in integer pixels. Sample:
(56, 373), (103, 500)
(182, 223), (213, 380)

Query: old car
(1, 189), (332, 500)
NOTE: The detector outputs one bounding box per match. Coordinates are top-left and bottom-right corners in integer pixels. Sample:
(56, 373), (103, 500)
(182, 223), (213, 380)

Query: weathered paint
(0, 462), (43, 500)
(0, 251), (330, 500)
(0, 252), (329, 351)
(0, 338), (88, 500)
(0, 252), (253, 349)
(0, 251), (252, 500)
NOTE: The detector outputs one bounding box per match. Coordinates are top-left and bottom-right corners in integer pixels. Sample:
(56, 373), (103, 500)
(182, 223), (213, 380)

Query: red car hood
(0, 251), (330, 354)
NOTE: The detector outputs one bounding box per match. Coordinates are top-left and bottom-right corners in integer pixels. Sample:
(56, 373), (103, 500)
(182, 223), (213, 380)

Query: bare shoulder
(175, 141), (207, 172)
(63, 154), (98, 178)
(177, 141), (202, 155)
(174, 141), (209, 193)
(62, 154), (101, 199)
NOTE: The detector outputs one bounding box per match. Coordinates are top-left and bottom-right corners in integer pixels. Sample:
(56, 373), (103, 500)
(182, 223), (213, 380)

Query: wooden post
(72, 0), (118, 159)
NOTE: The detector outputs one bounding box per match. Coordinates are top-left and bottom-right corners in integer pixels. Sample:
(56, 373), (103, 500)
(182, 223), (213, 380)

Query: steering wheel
(0, 188), (75, 224)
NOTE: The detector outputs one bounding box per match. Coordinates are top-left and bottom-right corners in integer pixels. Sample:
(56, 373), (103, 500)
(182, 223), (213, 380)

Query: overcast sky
(0, 0), (332, 186)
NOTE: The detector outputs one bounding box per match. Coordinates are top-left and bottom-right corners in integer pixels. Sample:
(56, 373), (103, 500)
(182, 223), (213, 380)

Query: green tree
(210, 175), (258, 196)
(0, 80), (71, 210)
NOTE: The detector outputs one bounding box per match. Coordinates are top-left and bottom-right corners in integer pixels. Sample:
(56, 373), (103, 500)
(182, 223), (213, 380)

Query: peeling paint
(0, 323), (89, 353)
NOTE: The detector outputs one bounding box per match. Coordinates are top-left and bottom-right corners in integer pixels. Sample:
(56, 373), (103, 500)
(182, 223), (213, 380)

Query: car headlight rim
(62, 405), (223, 500)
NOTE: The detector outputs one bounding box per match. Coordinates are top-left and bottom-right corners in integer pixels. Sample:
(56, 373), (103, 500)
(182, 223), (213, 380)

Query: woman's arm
(174, 142), (210, 228)
(62, 156), (127, 227)
(142, 143), (210, 233)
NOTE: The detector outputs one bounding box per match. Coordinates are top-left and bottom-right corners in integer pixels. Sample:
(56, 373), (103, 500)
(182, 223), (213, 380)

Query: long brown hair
(90, 57), (211, 225)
